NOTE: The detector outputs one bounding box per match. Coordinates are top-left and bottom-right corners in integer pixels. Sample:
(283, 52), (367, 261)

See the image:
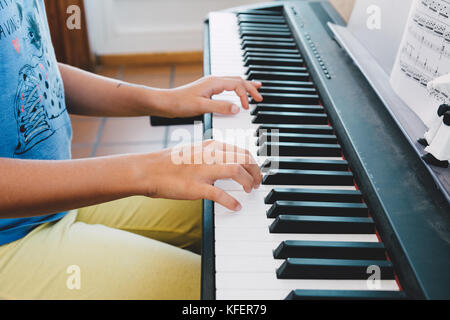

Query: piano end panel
(201, 21), (216, 300)
(201, 199), (216, 300)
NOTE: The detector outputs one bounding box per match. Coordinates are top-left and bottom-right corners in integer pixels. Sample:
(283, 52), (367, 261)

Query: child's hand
(162, 76), (263, 118)
(138, 140), (262, 211)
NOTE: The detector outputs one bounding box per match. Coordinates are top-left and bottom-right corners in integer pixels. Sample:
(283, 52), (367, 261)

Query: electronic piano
(201, 0), (450, 300)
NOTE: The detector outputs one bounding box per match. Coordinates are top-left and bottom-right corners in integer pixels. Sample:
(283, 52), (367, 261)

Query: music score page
(391, 0), (450, 126)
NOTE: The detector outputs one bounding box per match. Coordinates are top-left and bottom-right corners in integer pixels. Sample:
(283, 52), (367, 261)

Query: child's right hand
(138, 140), (262, 211)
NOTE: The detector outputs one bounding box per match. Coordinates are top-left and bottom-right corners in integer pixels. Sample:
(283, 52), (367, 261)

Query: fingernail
(231, 104), (240, 114)
(235, 203), (242, 211)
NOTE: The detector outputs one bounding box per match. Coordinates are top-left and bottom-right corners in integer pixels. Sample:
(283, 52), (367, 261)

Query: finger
(201, 185), (242, 211)
(243, 80), (263, 103)
(224, 77), (262, 89)
(223, 78), (263, 107)
(206, 149), (256, 167)
(251, 80), (263, 88)
(211, 78), (251, 110)
(242, 162), (263, 189)
(213, 164), (255, 193)
(228, 152), (262, 189)
(207, 140), (252, 158)
(201, 99), (241, 115)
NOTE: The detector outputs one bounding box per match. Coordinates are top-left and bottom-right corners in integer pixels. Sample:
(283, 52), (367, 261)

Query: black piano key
(238, 13), (285, 19)
(253, 112), (326, 125)
(255, 123), (334, 137)
(238, 17), (286, 25)
(286, 290), (407, 300)
(246, 65), (307, 74)
(240, 25), (291, 33)
(240, 22), (290, 29)
(251, 93), (320, 105)
(273, 241), (387, 260)
(256, 86), (317, 95)
(244, 51), (301, 58)
(261, 159), (348, 172)
(259, 142), (342, 157)
(276, 258), (394, 280)
(266, 201), (369, 218)
(269, 215), (375, 234)
(248, 71), (310, 81)
(239, 30), (293, 38)
(242, 41), (297, 50)
(256, 124), (334, 135)
(257, 132), (337, 145)
(251, 104), (323, 115)
(262, 169), (353, 186)
(264, 188), (362, 204)
(241, 36), (293, 43)
(239, 15), (285, 22)
(244, 57), (304, 67)
(244, 47), (299, 55)
(238, 9), (283, 16)
(251, 80), (314, 88)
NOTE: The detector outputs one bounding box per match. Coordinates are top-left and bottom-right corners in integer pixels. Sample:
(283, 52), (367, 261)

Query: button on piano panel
(207, 10), (403, 300)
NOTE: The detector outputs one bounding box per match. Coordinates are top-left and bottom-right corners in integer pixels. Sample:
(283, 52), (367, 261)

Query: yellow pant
(0, 197), (202, 300)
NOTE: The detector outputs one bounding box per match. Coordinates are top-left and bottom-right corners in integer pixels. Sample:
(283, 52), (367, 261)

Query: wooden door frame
(44, 0), (93, 71)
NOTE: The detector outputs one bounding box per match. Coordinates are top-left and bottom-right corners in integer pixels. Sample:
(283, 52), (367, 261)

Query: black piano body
(201, 0), (450, 300)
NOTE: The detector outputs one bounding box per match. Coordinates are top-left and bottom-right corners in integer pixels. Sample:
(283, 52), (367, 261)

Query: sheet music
(390, 0), (450, 127)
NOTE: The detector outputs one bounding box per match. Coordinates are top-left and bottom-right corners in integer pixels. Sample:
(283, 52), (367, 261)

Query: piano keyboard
(207, 10), (407, 300)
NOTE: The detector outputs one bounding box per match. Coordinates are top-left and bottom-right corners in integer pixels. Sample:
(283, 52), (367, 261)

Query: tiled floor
(70, 63), (204, 159)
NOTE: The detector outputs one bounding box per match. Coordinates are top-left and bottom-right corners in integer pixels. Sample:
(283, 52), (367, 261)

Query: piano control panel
(290, 6), (332, 79)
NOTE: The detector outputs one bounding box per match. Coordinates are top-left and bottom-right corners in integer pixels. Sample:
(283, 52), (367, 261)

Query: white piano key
(215, 228), (379, 243)
(212, 116), (259, 131)
(215, 179), (357, 191)
(216, 289), (291, 300)
(214, 190), (270, 214)
(215, 272), (400, 291)
(216, 256), (283, 272)
(215, 213), (272, 228)
(215, 241), (276, 257)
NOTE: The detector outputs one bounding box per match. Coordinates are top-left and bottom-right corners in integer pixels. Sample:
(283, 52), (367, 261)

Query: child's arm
(0, 141), (261, 218)
(59, 63), (262, 118)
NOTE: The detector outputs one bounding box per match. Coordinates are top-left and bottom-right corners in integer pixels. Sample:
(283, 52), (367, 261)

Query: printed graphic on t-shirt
(1, 0), (67, 155)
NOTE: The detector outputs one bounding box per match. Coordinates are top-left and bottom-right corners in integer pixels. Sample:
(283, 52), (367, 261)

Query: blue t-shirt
(0, 0), (72, 245)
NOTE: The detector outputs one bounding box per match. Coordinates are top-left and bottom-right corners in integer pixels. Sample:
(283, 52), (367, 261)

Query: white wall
(84, 0), (269, 55)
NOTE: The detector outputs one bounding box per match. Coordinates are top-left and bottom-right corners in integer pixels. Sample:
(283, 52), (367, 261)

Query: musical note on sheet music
(391, 0), (450, 126)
